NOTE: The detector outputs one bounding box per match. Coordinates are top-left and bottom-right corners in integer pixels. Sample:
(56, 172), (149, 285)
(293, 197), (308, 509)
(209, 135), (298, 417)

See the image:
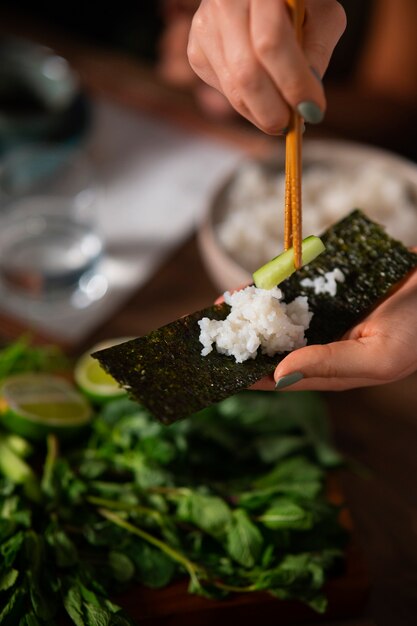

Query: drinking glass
(0, 145), (107, 308)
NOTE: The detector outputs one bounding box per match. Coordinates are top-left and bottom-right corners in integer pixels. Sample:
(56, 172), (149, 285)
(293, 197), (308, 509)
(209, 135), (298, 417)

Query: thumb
(274, 337), (395, 391)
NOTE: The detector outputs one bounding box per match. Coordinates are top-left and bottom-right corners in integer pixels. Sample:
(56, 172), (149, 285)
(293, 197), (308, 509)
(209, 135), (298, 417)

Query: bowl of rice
(198, 139), (417, 292)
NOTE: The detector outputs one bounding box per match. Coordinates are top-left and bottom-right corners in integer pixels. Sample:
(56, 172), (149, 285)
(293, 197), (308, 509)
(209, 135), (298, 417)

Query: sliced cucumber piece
(253, 236), (325, 290)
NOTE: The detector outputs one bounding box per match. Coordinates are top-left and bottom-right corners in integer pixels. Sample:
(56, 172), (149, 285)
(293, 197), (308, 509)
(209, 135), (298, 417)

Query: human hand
(187, 0), (346, 133)
(251, 263), (417, 392)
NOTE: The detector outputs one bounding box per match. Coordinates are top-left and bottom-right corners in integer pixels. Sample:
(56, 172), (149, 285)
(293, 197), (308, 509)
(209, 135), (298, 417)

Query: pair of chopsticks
(284, 0), (305, 269)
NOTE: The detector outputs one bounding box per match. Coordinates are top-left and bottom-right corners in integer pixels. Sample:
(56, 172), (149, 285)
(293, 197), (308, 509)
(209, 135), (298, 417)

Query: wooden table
(1, 15), (417, 625)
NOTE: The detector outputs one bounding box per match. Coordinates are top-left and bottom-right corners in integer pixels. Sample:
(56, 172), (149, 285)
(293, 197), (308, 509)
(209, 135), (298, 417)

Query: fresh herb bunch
(0, 343), (346, 625)
(0, 337), (68, 381)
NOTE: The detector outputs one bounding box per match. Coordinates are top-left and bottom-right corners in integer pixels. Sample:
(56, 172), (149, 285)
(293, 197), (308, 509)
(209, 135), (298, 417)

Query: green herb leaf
(226, 509), (263, 568)
(18, 611), (42, 626)
(45, 525), (78, 568)
(129, 541), (176, 588)
(176, 492), (233, 540)
(0, 587), (25, 623)
(258, 498), (313, 530)
(0, 336), (67, 381)
(0, 567), (18, 591)
(0, 531), (24, 568)
(108, 551), (135, 583)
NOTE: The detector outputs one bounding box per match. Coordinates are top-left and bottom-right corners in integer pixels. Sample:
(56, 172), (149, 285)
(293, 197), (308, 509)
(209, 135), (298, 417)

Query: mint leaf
(18, 611), (42, 626)
(0, 587), (25, 622)
(255, 435), (307, 464)
(176, 492), (232, 540)
(226, 509), (263, 568)
(0, 531), (24, 568)
(108, 551), (135, 583)
(129, 541), (176, 588)
(0, 567), (19, 591)
(258, 498), (313, 530)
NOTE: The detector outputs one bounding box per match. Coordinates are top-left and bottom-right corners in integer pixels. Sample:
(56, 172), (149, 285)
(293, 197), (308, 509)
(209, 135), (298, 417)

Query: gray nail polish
(275, 372), (304, 390)
(281, 124), (304, 135)
(310, 66), (322, 83)
(296, 101), (324, 124)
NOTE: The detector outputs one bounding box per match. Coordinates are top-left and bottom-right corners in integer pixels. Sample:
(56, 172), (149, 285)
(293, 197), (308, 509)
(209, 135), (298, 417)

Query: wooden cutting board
(116, 540), (369, 626)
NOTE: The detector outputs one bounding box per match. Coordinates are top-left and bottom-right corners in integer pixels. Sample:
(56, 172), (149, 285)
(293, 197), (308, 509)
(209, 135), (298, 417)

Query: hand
(187, 0), (346, 133)
(252, 264), (417, 392)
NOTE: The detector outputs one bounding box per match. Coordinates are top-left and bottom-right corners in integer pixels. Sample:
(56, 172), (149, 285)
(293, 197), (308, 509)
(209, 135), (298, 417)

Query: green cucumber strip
(253, 236), (326, 290)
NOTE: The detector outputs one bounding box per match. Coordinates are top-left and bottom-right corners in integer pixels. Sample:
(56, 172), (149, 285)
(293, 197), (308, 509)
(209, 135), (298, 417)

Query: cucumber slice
(253, 236), (326, 290)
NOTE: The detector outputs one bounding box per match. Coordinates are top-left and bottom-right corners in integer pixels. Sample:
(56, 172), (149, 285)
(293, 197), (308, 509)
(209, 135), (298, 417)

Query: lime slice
(74, 338), (129, 404)
(0, 373), (93, 441)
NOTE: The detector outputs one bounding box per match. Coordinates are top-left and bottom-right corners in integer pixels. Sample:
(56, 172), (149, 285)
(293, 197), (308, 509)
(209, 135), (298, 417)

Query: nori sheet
(93, 210), (417, 424)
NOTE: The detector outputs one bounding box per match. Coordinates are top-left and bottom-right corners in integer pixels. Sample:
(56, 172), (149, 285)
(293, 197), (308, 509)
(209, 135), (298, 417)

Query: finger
(216, 0), (291, 133)
(188, 14), (259, 126)
(250, 0), (326, 119)
(303, 0), (347, 77)
(273, 338), (405, 389)
(187, 26), (223, 92)
(276, 375), (386, 392)
(250, 375), (275, 391)
(195, 84), (235, 119)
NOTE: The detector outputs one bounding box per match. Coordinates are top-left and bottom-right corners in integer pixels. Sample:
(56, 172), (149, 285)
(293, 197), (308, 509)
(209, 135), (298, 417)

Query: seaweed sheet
(93, 210), (417, 424)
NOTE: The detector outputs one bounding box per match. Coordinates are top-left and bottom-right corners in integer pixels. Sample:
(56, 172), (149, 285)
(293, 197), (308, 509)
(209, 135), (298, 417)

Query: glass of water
(0, 146), (107, 307)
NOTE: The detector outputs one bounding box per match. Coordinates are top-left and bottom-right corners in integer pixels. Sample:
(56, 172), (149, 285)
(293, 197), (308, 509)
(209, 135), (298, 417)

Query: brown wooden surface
(116, 541), (368, 626)
(1, 16), (417, 625)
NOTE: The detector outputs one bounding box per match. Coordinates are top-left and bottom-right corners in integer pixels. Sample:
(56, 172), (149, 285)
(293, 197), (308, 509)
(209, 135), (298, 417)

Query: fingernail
(280, 124), (304, 135)
(275, 372), (304, 390)
(270, 126), (288, 136)
(310, 66), (322, 83)
(296, 101), (324, 124)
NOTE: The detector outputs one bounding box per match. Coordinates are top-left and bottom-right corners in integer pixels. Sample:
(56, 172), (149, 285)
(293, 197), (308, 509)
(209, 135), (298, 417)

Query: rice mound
(198, 286), (312, 363)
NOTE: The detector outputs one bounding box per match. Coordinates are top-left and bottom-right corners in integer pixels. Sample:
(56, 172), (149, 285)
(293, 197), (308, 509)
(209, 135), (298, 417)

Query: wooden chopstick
(284, 0), (305, 269)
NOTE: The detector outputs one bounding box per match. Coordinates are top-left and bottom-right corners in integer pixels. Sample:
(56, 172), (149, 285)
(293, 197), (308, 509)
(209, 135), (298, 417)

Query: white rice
(300, 268), (345, 296)
(217, 162), (417, 272)
(198, 286), (312, 363)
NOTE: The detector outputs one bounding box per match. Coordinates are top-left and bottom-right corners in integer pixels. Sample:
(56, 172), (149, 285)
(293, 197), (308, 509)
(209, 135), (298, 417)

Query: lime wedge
(75, 338), (129, 404)
(0, 373), (93, 441)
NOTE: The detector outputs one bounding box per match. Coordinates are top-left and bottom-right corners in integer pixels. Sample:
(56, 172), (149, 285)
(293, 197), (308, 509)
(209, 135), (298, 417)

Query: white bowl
(197, 139), (417, 292)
